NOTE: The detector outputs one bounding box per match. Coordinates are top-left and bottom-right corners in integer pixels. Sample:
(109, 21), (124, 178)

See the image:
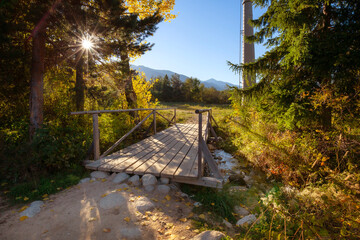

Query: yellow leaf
(57, 187), (61, 190)
(43, 197), (49, 201)
(19, 206), (28, 212)
(185, 226), (191, 230)
(124, 217), (131, 222)
(187, 212), (194, 218)
(23, 197), (29, 201)
(16, 196), (22, 200)
(101, 179), (107, 182)
(42, 194), (48, 198)
(1, 182), (7, 186)
(19, 216), (28, 221)
(165, 195), (171, 201)
(103, 228), (111, 233)
(116, 188), (122, 192)
(90, 180), (95, 183)
(151, 198), (158, 202)
(199, 214), (205, 219)
(179, 218), (187, 222)
(32, 189), (38, 193)
(101, 193), (109, 198)
(3, 191), (9, 194)
(193, 229), (200, 233)
(185, 202), (192, 206)
(161, 200), (166, 204)
(88, 217), (97, 222)
(50, 180), (55, 183)
(211, 202), (215, 206)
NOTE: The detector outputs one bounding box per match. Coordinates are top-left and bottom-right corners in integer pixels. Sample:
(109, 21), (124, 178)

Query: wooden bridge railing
(70, 108), (176, 160)
(195, 109), (222, 180)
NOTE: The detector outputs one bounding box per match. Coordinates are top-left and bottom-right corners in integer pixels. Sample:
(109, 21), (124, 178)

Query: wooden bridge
(71, 108), (223, 188)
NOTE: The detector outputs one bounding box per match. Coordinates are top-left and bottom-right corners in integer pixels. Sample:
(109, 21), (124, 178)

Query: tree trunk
(29, 28), (46, 138)
(75, 53), (85, 111)
(120, 52), (138, 119)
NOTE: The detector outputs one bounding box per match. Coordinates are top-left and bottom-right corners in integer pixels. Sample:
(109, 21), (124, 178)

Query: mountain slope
(131, 65), (235, 91)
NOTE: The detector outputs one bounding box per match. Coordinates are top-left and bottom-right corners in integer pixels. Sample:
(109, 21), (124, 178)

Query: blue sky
(133, 0), (268, 86)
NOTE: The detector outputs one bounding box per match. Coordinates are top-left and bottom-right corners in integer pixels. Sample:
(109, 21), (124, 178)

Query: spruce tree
(229, 0), (360, 130)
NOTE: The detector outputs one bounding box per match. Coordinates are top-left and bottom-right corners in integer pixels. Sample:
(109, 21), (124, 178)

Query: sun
(82, 38), (94, 50)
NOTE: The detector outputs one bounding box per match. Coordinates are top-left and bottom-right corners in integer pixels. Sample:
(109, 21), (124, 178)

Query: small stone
(194, 202), (202, 207)
(120, 227), (142, 239)
(169, 183), (180, 190)
(20, 201), (44, 218)
(141, 174), (157, 186)
(113, 172), (130, 183)
(79, 178), (90, 184)
(236, 214), (257, 227)
(190, 230), (225, 240)
(90, 171), (109, 179)
(234, 206), (250, 216)
(180, 192), (189, 198)
(99, 193), (126, 209)
(128, 175), (141, 186)
(144, 185), (155, 192)
(133, 197), (155, 212)
(222, 219), (233, 228)
(157, 185), (170, 195)
(160, 177), (169, 184)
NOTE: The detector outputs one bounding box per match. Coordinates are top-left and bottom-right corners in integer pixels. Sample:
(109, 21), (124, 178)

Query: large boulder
(141, 174), (157, 186)
(113, 172), (130, 183)
(99, 193), (126, 209)
(191, 230), (225, 240)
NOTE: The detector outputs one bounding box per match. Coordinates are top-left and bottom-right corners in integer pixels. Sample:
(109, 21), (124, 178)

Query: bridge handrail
(194, 109), (222, 180)
(71, 108), (176, 160)
(70, 108), (175, 115)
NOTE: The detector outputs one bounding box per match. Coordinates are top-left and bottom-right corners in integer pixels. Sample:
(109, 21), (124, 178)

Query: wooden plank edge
(172, 176), (223, 189)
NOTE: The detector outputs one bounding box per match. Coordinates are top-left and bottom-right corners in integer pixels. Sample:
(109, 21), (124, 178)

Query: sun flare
(82, 38), (93, 50)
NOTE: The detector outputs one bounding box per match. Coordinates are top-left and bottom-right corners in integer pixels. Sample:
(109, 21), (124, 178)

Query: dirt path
(0, 176), (199, 240)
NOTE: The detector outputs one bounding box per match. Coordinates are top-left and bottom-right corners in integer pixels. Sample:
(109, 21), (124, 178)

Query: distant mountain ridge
(131, 65), (236, 91)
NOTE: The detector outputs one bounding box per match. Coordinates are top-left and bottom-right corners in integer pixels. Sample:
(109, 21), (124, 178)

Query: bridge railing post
(198, 112), (203, 179)
(92, 114), (100, 160)
(153, 110), (156, 134)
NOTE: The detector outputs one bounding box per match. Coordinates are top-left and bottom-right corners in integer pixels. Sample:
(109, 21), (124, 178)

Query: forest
(151, 74), (230, 104)
(0, 0), (360, 239)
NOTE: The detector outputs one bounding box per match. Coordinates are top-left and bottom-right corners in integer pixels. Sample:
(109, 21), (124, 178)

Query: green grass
(1, 166), (88, 205)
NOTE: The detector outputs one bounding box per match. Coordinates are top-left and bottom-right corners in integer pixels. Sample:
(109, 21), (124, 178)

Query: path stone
(113, 172), (130, 183)
(20, 201), (44, 218)
(79, 178), (90, 184)
(191, 230), (225, 240)
(128, 175), (141, 186)
(141, 174), (157, 186)
(234, 206), (250, 216)
(157, 185), (170, 195)
(160, 177), (169, 184)
(144, 185), (155, 192)
(90, 171), (109, 179)
(120, 227), (142, 239)
(99, 193), (126, 209)
(133, 196), (155, 212)
(236, 214), (257, 227)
